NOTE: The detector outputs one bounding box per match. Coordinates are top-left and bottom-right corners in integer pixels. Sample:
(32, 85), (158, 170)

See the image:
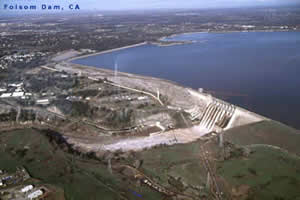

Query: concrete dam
(59, 63), (269, 152)
(199, 100), (235, 132)
(187, 89), (267, 133)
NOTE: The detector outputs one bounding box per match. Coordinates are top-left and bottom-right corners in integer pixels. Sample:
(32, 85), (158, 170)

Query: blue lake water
(73, 31), (300, 129)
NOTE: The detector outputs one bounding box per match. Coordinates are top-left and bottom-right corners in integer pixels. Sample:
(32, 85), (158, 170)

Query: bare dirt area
(94, 126), (209, 152)
(51, 50), (81, 62)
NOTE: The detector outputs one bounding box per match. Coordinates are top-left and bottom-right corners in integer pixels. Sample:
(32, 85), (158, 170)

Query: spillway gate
(199, 100), (235, 132)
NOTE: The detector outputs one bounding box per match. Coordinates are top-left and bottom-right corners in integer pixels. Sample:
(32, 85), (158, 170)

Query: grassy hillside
(136, 141), (208, 194)
(218, 145), (300, 200)
(134, 120), (300, 200)
(1, 121), (299, 200)
(0, 128), (162, 200)
(223, 120), (300, 155)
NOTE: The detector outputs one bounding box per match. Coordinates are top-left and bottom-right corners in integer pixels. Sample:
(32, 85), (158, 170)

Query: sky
(82, 0), (300, 10)
(0, 0), (299, 13)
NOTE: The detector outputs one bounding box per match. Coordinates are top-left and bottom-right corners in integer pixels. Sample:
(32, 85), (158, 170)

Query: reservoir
(72, 31), (300, 129)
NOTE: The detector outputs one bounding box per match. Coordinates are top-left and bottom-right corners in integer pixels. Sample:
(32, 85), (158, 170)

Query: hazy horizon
(0, 0), (300, 15)
(85, 0), (300, 10)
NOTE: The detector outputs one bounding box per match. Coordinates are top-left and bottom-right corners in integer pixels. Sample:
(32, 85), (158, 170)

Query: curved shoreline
(68, 42), (147, 62)
(159, 29), (298, 41)
(68, 30), (298, 63)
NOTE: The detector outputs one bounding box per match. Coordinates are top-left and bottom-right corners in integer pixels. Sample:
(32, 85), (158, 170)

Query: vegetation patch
(218, 145), (300, 200)
(0, 128), (162, 200)
(223, 120), (300, 155)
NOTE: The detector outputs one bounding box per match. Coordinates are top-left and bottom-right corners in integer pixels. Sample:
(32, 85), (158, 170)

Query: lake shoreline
(159, 29), (298, 41)
(68, 31), (300, 129)
(69, 29), (298, 63)
(67, 42), (147, 62)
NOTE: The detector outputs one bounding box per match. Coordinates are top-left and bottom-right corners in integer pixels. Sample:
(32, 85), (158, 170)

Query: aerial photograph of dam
(0, 0), (300, 199)
(72, 31), (300, 129)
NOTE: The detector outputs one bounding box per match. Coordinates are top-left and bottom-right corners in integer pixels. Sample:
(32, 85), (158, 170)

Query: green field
(135, 141), (211, 198)
(223, 120), (300, 155)
(0, 128), (162, 200)
(1, 121), (300, 200)
(135, 120), (300, 200)
(218, 145), (300, 200)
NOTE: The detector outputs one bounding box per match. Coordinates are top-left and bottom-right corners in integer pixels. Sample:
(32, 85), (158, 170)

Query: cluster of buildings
(79, 49), (96, 54)
(0, 167), (30, 187)
(0, 82), (33, 100)
(0, 52), (46, 70)
(113, 95), (149, 102)
(0, 82), (50, 105)
(0, 167), (48, 200)
(20, 185), (45, 200)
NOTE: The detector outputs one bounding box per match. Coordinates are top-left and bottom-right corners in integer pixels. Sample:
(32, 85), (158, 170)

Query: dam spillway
(199, 100), (235, 132)
(187, 89), (266, 133)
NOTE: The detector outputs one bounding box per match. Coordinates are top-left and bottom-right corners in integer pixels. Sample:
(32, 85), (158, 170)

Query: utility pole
(219, 132), (224, 148)
(172, 129), (177, 143)
(34, 111), (38, 124)
(16, 106), (21, 123)
(108, 158), (112, 174)
(206, 171), (211, 190)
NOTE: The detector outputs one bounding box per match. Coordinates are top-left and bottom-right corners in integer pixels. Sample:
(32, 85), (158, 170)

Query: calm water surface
(73, 31), (300, 129)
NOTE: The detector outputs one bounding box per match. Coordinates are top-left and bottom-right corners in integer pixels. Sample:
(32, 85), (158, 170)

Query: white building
(138, 96), (148, 100)
(155, 122), (166, 132)
(8, 83), (23, 87)
(241, 25), (255, 29)
(12, 92), (24, 97)
(15, 88), (23, 92)
(21, 185), (34, 193)
(36, 99), (49, 105)
(27, 190), (43, 199)
(0, 93), (12, 98)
